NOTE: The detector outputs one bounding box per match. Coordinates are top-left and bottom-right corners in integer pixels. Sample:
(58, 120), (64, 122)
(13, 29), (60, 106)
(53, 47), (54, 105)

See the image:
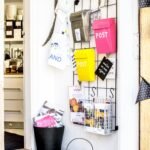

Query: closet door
(140, 8), (150, 150)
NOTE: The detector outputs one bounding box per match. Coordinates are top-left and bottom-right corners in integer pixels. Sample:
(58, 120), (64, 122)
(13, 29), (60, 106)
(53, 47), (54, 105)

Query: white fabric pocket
(48, 32), (71, 70)
(48, 46), (68, 70)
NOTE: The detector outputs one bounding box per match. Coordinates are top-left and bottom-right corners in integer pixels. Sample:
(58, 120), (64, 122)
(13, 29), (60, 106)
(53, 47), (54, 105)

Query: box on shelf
(14, 29), (22, 39)
(5, 20), (23, 39)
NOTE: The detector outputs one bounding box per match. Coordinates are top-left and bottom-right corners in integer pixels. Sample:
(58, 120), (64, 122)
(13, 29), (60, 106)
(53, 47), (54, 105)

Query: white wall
(0, 0), (4, 149)
(24, 0), (56, 149)
(24, 0), (139, 150)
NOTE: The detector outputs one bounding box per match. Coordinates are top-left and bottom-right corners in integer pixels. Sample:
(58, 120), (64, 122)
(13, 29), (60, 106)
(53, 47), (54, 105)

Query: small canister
(70, 10), (90, 42)
(5, 4), (17, 20)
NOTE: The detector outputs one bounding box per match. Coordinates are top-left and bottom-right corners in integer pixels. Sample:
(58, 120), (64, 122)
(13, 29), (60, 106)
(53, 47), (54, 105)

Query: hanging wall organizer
(70, 0), (118, 135)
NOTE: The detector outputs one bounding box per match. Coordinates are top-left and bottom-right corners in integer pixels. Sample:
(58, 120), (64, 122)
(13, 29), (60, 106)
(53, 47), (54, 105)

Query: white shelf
(5, 38), (23, 43)
(5, 0), (23, 2)
(4, 74), (23, 78)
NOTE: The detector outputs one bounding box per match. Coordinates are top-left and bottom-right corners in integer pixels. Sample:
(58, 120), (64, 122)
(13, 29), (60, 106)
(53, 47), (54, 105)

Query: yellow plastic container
(74, 48), (95, 81)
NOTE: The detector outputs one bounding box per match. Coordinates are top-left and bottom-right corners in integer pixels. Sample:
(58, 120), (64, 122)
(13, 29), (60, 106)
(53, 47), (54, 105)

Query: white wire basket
(84, 99), (113, 135)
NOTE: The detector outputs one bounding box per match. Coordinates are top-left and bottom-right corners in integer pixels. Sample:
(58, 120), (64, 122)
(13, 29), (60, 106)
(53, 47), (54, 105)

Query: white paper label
(16, 21), (21, 27)
(75, 28), (81, 41)
(6, 22), (13, 26)
(6, 31), (12, 36)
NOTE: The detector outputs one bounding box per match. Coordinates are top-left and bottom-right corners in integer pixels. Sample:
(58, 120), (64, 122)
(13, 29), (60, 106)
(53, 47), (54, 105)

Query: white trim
(24, 0), (32, 148)
(0, 0), (4, 149)
(24, 0), (45, 149)
(4, 38), (23, 42)
(117, 0), (139, 150)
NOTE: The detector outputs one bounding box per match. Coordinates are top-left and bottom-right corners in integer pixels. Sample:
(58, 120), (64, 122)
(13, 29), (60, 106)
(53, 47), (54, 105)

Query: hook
(91, 87), (96, 98)
(74, 0), (80, 5)
(78, 80), (82, 87)
(109, 88), (114, 99)
(99, 0), (108, 8)
(106, 53), (111, 58)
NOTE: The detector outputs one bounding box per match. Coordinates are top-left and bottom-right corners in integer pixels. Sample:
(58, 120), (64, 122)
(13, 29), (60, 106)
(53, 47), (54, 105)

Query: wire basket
(84, 99), (113, 135)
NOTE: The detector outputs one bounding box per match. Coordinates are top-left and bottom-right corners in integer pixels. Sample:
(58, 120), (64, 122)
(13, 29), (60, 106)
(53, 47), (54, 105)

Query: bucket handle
(66, 138), (94, 150)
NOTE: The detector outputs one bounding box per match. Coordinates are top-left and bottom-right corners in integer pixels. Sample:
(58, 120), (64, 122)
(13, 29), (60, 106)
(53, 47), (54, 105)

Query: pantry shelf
(5, 38), (23, 43)
(5, 0), (23, 2)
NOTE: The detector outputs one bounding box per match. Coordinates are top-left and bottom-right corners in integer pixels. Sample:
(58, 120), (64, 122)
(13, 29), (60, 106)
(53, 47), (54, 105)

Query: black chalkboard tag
(95, 57), (113, 80)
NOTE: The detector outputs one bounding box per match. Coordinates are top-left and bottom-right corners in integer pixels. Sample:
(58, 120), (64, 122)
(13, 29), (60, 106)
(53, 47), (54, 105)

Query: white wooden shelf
(5, 38), (23, 43)
(5, 0), (23, 2)
(4, 74), (23, 78)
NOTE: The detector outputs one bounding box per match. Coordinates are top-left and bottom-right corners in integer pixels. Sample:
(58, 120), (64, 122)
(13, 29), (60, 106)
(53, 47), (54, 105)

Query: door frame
(24, 0), (32, 148)
(0, 0), (4, 149)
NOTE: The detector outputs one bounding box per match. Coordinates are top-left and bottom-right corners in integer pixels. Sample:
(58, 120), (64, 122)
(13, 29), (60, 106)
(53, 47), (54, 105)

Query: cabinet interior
(4, 0), (24, 136)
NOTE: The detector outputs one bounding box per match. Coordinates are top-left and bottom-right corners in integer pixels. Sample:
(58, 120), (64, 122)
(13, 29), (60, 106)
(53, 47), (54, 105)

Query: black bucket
(34, 126), (64, 150)
(139, 0), (150, 8)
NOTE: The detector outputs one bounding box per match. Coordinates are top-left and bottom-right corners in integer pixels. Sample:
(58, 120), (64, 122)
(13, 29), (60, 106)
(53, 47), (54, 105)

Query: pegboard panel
(72, 0), (117, 134)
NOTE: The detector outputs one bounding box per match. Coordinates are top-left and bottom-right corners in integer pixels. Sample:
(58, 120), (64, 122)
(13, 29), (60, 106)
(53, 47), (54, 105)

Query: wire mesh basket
(84, 99), (113, 135)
